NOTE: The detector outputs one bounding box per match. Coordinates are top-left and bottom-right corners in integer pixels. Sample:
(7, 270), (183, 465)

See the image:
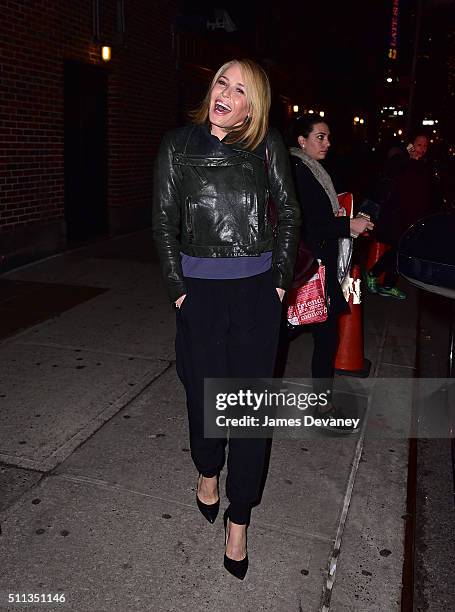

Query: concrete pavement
(0, 230), (418, 611)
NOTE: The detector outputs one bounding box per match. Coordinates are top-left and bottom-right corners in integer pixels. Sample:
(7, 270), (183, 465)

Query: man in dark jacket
(365, 133), (432, 299)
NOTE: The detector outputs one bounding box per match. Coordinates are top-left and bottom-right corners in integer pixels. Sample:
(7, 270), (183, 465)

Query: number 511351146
(8, 593), (66, 603)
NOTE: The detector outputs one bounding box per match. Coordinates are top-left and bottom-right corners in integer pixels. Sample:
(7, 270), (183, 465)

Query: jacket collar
(184, 123), (265, 160)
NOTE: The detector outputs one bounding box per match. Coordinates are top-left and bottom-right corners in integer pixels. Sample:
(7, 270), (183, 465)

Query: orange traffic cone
(365, 240), (390, 284)
(335, 264), (371, 377)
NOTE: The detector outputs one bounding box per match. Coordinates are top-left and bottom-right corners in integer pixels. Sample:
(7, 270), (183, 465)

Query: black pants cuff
(226, 503), (251, 526)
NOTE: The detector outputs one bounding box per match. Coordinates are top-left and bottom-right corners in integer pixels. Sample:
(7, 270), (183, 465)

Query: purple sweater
(181, 252), (272, 279)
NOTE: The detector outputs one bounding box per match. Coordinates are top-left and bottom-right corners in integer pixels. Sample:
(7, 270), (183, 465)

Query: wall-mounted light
(308, 109), (314, 114)
(293, 105), (299, 113)
(397, 129), (403, 135)
(101, 46), (112, 62)
(386, 77), (393, 83)
(359, 118), (365, 124)
(353, 116), (360, 124)
(319, 111), (325, 117)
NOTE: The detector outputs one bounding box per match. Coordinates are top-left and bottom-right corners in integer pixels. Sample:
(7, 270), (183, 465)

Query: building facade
(1, 0), (179, 267)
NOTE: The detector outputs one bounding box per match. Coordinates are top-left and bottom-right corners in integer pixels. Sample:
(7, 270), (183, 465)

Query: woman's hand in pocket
(276, 288), (285, 302)
(175, 294), (187, 309)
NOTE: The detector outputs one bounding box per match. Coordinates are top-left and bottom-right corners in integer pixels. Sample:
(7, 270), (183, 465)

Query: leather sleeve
(267, 129), (301, 289)
(152, 131), (187, 303)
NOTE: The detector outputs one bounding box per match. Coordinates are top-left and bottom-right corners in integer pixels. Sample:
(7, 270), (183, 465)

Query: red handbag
(286, 262), (328, 325)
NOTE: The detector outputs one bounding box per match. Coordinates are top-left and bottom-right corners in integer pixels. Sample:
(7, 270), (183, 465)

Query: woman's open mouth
(214, 100), (231, 115)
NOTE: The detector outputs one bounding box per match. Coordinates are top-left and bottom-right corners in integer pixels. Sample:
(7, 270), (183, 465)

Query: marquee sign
(388, 0), (400, 60)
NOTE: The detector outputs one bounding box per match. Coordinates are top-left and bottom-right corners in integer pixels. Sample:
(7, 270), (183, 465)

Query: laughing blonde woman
(153, 59), (300, 579)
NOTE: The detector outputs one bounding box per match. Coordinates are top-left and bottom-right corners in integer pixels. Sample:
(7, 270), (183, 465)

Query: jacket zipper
(185, 196), (194, 242)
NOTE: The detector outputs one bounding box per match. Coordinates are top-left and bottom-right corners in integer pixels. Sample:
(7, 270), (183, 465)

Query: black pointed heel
(223, 510), (249, 580)
(196, 475), (219, 524)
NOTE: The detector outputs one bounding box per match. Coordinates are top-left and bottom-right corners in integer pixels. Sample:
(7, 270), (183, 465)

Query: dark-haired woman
(153, 59), (300, 578)
(290, 115), (373, 433)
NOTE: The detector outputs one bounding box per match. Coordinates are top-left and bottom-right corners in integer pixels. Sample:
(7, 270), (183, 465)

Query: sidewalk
(0, 230), (417, 612)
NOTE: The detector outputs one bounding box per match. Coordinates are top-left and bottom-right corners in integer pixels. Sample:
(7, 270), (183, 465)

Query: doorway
(64, 61), (108, 242)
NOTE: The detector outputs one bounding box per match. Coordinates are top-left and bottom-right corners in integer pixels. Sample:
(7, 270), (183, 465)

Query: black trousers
(369, 247), (398, 287)
(175, 270), (282, 525)
(275, 309), (340, 396)
(311, 311), (339, 396)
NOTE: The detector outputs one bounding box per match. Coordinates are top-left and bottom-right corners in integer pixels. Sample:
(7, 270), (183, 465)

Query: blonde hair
(190, 59), (271, 151)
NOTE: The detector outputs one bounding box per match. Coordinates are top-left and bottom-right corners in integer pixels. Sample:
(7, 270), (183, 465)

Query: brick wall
(1, 0), (178, 266)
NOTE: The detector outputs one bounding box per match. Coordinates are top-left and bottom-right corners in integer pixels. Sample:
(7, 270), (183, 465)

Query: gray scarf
(290, 147), (352, 285)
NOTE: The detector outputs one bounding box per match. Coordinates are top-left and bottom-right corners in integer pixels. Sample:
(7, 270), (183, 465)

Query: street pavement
(0, 230), (418, 612)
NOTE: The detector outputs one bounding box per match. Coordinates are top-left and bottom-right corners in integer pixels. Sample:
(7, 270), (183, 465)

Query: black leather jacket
(152, 123), (300, 302)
